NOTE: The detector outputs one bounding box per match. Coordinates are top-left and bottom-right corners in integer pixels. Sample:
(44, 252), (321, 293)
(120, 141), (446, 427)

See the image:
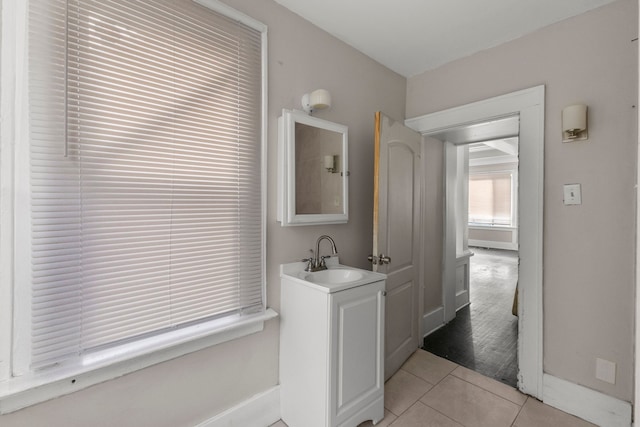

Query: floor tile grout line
(421, 372), (525, 427)
(383, 369), (425, 418)
(510, 396), (531, 426)
(384, 366), (445, 419)
(397, 367), (438, 388)
(402, 358), (460, 387)
(415, 372), (466, 426)
(449, 369), (527, 407)
(386, 356), (462, 419)
(417, 396), (468, 427)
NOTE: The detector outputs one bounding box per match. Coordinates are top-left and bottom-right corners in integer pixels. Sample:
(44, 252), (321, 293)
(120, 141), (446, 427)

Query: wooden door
(372, 112), (422, 380)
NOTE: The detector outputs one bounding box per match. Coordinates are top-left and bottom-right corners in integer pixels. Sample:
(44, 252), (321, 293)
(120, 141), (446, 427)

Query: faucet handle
(319, 255), (332, 269)
(301, 258), (314, 272)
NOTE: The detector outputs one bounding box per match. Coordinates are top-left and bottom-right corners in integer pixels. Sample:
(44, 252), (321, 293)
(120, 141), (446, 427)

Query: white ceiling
(273, 0), (617, 77)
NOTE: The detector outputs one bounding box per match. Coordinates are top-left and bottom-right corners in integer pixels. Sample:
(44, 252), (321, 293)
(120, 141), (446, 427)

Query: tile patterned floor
(271, 350), (596, 427)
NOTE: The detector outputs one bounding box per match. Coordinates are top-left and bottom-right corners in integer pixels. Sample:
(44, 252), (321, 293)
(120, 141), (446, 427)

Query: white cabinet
(280, 263), (386, 427)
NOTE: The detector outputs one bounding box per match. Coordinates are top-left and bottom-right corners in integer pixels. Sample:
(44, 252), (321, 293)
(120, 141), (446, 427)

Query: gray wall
(0, 1), (406, 426)
(408, 0), (637, 402)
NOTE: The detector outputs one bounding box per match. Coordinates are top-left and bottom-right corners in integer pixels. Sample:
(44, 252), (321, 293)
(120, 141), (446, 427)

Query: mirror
(277, 109), (348, 226)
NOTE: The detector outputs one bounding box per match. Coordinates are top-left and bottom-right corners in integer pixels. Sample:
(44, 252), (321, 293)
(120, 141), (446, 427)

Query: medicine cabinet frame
(277, 109), (349, 226)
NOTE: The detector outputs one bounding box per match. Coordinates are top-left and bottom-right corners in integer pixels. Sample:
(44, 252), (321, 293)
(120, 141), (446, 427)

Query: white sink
(281, 259), (386, 293)
(303, 268), (364, 284)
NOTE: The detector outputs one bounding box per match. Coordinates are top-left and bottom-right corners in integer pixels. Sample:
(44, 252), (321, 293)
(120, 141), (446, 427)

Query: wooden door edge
(373, 111), (381, 258)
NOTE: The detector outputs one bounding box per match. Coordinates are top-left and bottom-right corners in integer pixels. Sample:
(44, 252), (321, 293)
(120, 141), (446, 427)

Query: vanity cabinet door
(330, 281), (385, 427)
(280, 276), (385, 427)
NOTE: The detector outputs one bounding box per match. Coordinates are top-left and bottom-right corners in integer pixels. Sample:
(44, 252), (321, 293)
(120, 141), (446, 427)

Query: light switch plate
(563, 183), (582, 205)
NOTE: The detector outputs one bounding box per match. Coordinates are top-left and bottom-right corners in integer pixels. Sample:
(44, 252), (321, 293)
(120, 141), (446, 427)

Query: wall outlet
(595, 358), (616, 384)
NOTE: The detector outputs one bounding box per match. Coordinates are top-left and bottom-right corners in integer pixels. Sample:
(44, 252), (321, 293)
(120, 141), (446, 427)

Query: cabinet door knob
(378, 254), (391, 265)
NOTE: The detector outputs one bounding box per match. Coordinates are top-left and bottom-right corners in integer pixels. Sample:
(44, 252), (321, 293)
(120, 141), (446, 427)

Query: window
(468, 172), (514, 227)
(3, 0), (267, 403)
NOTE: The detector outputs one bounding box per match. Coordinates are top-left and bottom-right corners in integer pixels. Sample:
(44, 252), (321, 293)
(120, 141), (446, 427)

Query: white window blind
(468, 172), (513, 227)
(28, 0), (264, 369)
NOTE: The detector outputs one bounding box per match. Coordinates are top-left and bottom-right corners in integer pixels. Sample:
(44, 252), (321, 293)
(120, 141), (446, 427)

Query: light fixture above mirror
(301, 89), (332, 114)
(324, 155), (338, 173)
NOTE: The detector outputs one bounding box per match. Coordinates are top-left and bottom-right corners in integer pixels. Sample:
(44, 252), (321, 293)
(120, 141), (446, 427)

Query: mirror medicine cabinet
(277, 109), (349, 226)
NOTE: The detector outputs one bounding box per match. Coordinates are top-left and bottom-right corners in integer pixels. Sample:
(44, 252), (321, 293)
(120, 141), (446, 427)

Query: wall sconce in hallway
(562, 104), (588, 142)
(302, 89), (331, 114)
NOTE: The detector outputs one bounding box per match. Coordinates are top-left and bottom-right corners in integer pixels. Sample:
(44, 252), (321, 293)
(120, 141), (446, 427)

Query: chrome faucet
(303, 235), (338, 272)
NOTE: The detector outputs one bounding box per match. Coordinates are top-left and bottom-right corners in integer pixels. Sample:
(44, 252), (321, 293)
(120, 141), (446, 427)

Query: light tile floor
(272, 349), (596, 427)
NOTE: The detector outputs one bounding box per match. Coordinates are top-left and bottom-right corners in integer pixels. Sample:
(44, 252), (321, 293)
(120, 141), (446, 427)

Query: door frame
(405, 85), (544, 399)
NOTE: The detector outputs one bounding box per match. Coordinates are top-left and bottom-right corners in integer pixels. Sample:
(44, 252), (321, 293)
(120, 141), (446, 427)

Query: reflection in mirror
(295, 123), (343, 215)
(277, 109), (348, 226)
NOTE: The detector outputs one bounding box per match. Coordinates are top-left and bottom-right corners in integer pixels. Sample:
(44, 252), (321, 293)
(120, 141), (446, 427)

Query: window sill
(0, 308), (278, 414)
(468, 224), (516, 230)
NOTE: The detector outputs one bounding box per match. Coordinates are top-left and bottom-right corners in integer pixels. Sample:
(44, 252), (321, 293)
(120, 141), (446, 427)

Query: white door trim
(636, 16), (640, 425)
(442, 141), (458, 323)
(405, 85), (544, 399)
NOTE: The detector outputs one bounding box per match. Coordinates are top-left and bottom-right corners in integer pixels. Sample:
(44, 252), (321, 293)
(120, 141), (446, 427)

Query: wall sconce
(324, 155), (337, 173)
(302, 89), (331, 114)
(562, 104), (588, 142)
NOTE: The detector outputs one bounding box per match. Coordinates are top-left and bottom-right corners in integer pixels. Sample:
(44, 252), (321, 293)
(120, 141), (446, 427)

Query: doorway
(405, 85), (544, 398)
(424, 133), (521, 387)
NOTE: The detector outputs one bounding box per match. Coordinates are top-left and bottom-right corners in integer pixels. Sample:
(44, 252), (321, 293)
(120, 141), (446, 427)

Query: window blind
(468, 173), (512, 226)
(29, 0), (264, 369)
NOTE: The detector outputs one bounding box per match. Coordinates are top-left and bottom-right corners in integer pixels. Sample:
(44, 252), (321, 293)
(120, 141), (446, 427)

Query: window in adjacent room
(468, 172), (514, 227)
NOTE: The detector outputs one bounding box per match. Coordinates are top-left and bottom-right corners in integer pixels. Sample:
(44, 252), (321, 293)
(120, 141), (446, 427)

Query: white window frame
(0, 0), (274, 413)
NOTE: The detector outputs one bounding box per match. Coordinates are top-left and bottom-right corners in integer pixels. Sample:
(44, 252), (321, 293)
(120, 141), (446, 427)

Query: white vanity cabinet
(279, 263), (386, 427)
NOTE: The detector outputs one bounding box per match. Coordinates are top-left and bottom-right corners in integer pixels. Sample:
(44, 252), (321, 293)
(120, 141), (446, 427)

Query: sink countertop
(280, 258), (386, 293)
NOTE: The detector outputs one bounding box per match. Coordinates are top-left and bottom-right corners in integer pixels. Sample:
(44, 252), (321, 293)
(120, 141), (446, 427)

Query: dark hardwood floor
(423, 247), (519, 387)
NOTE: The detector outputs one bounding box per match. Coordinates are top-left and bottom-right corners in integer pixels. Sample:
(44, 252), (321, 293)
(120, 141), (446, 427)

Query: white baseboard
(422, 306), (444, 338)
(543, 374), (632, 427)
(196, 385), (281, 427)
